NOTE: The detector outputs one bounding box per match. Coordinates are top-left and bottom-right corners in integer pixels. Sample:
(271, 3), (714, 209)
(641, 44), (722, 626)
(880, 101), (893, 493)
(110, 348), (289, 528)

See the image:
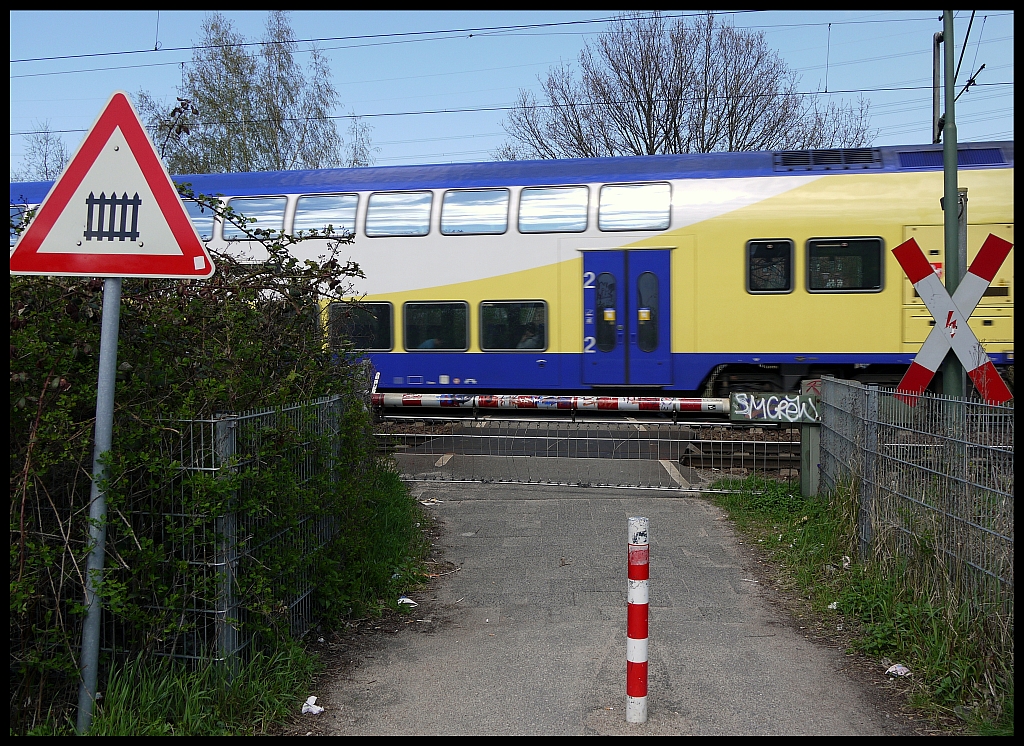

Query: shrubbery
(10, 192), (419, 733)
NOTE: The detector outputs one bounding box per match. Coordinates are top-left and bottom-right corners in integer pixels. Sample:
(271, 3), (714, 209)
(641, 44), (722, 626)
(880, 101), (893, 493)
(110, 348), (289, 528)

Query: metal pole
(77, 277), (122, 734)
(932, 32), (943, 143)
(626, 516), (649, 723)
(215, 415), (239, 672)
(860, 386), (879, 562)
(940, 10), (965, 399)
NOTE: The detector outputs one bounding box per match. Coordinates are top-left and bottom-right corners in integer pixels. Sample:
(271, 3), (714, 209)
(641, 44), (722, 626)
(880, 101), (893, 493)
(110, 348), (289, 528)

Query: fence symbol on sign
(892, 234), (1013, 405)
(84, 192), (141, 242)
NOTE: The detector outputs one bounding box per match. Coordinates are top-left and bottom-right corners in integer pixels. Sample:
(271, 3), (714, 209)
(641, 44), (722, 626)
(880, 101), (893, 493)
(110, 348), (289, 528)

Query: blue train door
(581, 249), (672, 386)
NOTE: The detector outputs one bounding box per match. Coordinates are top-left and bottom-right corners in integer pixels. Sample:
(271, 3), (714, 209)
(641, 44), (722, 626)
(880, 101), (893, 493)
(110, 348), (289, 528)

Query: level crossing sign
(10, 91), (214, 278)
(892, 234), (1013, 405)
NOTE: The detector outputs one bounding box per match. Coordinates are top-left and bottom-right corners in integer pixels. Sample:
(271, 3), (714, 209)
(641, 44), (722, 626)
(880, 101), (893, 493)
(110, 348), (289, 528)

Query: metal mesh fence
(376, 416), (800, 491)
(100, 395), (344, 663)
(819, 377), (1014, 608)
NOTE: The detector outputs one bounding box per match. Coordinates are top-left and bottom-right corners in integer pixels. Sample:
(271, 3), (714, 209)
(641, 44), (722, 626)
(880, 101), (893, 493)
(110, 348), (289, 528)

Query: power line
(9, 11), (755, 64)
(12, 10), (1007, 69)
(10, 81), (1013, 137)
(11, 60), (187, 80)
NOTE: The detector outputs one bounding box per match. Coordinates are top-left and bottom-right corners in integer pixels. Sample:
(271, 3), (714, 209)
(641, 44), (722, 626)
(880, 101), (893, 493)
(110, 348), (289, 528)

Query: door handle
(536, 359), (547, 368)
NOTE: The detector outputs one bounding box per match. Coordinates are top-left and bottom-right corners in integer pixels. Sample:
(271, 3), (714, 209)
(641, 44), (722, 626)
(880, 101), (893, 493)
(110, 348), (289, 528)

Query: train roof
(11, 140), (1014, 204)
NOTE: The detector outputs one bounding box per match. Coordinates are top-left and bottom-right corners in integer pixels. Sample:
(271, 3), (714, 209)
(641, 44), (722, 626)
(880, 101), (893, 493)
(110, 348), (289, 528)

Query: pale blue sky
(9, 10), (1014, 176)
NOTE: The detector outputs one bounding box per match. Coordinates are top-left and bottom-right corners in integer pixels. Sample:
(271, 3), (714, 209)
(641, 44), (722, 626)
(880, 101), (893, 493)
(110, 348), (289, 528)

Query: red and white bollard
(627, 516), (649, 723)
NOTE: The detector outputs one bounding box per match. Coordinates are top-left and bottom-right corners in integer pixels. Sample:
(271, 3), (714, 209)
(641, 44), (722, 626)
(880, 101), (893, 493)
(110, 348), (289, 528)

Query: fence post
(799, 380), (821, 497)
(214, 415), (239, 669)
(800, 423), (820, 497)
(627, 516), (649, 723)
(859, 386), (879, 562)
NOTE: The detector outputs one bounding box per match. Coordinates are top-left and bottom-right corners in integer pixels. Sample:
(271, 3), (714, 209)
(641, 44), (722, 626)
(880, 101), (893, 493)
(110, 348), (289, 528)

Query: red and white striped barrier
(627, 516), (649, 724)
(893, 234), (1013, 405)
(371, 393), (730, 413)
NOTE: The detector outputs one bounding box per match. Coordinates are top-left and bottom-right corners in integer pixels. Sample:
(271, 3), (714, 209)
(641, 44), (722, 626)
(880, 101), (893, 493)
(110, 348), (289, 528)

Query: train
(11, 140), (1014, 400)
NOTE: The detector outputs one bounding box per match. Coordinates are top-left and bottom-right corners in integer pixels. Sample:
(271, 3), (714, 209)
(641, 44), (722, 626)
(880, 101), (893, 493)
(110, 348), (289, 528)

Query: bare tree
(11, 120), (69, 181)
(136, 11), (376, 174)
(496, 12), (876, 159)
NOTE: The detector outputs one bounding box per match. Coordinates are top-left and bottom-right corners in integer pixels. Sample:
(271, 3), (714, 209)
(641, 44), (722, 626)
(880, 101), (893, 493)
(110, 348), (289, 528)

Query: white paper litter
(397, 595), (418, 607)
(841, 555), (851, 570)
(885, 663), (912, 677)
(302, 695), (324, 714)
(827, 601), (839, 610)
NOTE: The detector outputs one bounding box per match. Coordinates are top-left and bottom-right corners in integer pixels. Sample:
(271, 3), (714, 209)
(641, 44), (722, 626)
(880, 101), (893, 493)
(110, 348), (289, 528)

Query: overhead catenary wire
(15, 11), (994, 66)
(10, 81), (1013, 137)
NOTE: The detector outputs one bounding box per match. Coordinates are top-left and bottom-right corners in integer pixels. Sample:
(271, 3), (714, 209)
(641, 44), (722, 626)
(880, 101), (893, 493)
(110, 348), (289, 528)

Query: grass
(708, 475), (1014, 736)
(321, 459), (430, 620)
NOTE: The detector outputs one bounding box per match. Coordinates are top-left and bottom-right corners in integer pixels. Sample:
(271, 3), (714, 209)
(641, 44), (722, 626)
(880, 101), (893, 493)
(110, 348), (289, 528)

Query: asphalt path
(316, 481), (914, 735)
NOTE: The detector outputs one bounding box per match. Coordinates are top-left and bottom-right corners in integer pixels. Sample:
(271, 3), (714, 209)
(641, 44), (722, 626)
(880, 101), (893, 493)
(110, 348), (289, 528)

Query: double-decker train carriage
(11, 141), (1013, 400)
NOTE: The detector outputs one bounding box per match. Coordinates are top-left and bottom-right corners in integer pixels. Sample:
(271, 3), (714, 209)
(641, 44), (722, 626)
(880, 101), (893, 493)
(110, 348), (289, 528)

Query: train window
(747, 239), (794, 293)
(328, 301), (392, 351)
(636, 272), (659, 352)
(223, 196), (287, 240)
(480, 301), (547, 351)
(807, 237), (884, 292)
(366, 191), (432, 237)
(518, 186), (588, 233)
(294, 194), (358, 236)
(183, 199), (215, 242)
(599, 182), (670, 231)
(441, 189), (509, 235)
(10, 205), (35, 246)
(404, 302), (468, 350)
(595, 272), (617, 352)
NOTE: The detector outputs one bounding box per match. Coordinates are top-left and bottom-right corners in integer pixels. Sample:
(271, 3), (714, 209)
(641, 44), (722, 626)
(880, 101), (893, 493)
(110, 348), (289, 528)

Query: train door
(581, 249), (672, 385)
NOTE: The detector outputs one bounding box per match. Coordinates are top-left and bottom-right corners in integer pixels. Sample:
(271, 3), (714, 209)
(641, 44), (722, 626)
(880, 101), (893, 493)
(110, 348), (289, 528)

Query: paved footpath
(318, 482), (913, 735)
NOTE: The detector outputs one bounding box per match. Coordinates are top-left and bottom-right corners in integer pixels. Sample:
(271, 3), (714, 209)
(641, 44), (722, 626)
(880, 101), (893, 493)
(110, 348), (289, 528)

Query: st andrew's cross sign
(892, 234), (1013, 405)
(10, 91), (214, 278)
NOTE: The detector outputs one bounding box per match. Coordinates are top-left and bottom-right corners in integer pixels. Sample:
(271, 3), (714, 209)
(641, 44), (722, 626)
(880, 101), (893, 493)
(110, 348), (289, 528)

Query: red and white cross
(892, 233), (1013, 405)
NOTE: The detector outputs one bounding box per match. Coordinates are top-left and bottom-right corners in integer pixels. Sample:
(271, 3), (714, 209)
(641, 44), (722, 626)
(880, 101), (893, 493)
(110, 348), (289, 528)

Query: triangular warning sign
(11, 91), (215, 278)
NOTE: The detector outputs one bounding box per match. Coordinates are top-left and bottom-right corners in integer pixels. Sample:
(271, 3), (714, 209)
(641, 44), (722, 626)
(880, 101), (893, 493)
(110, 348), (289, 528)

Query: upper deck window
(518, 186), (588, 233)
(599, 182), (670, 231)
(294, 194), (358, 236)
(223, 196), (287, 240)
(807, 237), (883, 292)
(10, 205), (35, 247)
(183, 199), (215, 242)
(366, 191), (432, 237)
(441, 189), (509, 235)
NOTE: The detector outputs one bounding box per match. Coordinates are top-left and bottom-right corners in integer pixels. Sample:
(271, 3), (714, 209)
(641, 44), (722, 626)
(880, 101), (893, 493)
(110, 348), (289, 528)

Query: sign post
(10, 91), (214, 733)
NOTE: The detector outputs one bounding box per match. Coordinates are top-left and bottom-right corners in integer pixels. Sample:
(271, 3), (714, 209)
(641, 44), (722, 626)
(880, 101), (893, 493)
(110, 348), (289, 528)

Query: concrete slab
(393, 453), (704, 490)
(318, 482), (914, 735)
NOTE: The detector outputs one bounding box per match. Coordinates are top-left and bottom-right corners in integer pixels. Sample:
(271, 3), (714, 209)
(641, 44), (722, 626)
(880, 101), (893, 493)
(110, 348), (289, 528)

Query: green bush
(9, 191), (422, 734)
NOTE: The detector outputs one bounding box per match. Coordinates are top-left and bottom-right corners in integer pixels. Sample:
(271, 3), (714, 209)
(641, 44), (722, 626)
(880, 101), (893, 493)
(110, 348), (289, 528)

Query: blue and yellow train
(11, 141), (1013, 397)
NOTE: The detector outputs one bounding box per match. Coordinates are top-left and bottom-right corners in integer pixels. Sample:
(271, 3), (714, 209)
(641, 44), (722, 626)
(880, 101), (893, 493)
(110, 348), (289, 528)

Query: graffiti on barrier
(730, 392), (820, 423)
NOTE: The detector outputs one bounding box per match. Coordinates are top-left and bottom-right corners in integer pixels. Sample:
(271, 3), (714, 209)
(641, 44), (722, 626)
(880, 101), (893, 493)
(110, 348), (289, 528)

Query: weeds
(31, 640), (321, 736)
(709, 475), (1013, 735)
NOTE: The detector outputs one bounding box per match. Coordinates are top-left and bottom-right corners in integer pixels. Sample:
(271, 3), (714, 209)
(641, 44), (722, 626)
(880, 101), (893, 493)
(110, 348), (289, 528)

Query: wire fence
(100, 395), (345, 664)
(376, 416), (801, 491)
(819, 377), (1014, 610)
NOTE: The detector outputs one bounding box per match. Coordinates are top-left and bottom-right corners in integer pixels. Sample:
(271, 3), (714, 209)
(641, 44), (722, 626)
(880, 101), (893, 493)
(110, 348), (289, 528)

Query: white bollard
(627, 516), (649, 723)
